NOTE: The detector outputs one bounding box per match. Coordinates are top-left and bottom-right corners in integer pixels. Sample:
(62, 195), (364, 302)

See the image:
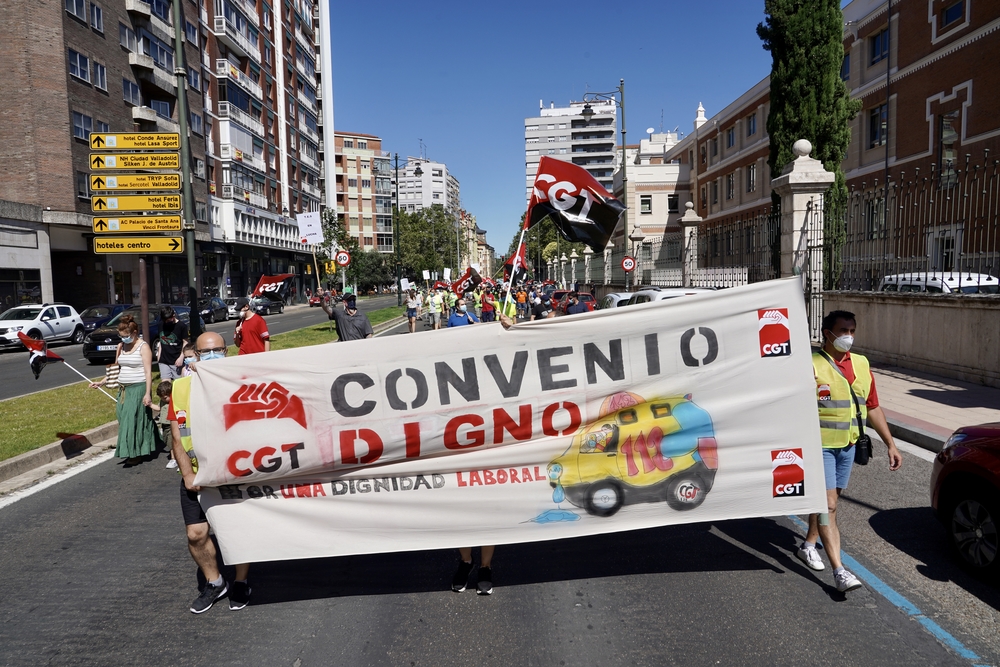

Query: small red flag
(18, 331), (64, 379)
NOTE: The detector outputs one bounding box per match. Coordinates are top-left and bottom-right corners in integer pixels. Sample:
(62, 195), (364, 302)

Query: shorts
(430, 312), (440, 324)
(822, 445), (855, 490)
(180, 479), (208, 525)
(159, 363), (182, 380)
(406, 308), (417, 319)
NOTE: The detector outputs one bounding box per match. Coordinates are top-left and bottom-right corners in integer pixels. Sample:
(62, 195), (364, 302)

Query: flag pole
(63, 361), (118, 402)
(501, 226), (528, 317)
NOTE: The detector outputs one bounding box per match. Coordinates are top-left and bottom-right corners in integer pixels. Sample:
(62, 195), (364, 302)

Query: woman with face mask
(90, 314), (159, 465)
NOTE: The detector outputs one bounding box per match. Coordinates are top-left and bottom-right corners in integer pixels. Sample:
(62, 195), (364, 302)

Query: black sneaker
(477, 566), (493, 596)
(452, 560), (473, 592)
(229, 580), (251, 610)
(190, 581), (228, 614)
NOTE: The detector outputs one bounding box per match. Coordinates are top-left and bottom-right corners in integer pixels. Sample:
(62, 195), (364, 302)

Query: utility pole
(170, 0), (200, 337)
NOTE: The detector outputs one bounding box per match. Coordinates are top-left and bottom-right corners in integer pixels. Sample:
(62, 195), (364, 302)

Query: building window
(942, 1), (964, 27)
(76, 171), (89, 198)
(185, 20), (197, 44)
(870, 27), (889, 65)
(841, 54), (850, 82)
(526, 149), (539, 156)
(667, 194), (679, 213)
(868, 104), (887, 148)
(190, 112), (203, 135)
(119, 24), (136, 52)
(361, 179), (371, 189)
(700, 145), (706, 164)
(939, 110), (960, 188)
(726, 127), (735, 148)
(65, 0), (85, 20)
(343, 139), (353, 148)
(194, 158), (205, 178)
(432, 169), (443, 177)
(68, 49), (90, 83)
(747, 112), (757, 136)
(90, 3), (103, 31)
(71, 111), (92, 140)
(711, 181), (719, 204)
(348, 177), (357, 187)
(746, 164), (757, 193)
(188, 67), (200, 90)
(150, 99), (171, 119)
(96, 120), (109, 133)
(92, 62), (107, 90)
(432, 193), (440, 200)
(726, 173), (735, 200)
(559, 148), (567, 154)
(711, 138), (718, 157)
(548, 148), (556, 155)
(700, 186), (707, 208)
(640, 195), (652, 214)
(358, 140), (367, 149)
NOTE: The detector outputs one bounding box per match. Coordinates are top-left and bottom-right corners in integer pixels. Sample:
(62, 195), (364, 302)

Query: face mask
(459, 305), (467, 312)
(183, 356), (195, 366)
(121, 335), (134, 344)
(199, 351), (225, 361)
(832, 334), (854, 353)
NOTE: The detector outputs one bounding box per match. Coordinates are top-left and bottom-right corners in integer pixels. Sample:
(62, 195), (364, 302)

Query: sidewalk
(871, 362), (1000, 451)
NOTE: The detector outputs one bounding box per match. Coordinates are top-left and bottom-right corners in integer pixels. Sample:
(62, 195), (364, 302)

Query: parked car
(878, 272), (999, 294)
(251, 296), (284, 316)
(626, 287), (717, 306)
(79, 304), (132, 333)
(82, 305), (200, 364)
(931, 423), (1000, 579)
(599, 292), (633, 309)
(549, 290), (570, 309)
(0, 303), (85, 347)
(224, 298), (240, 319)
(308, 293), (323, 307)
(198, 297), (229, 323)
(555, 292), (597, 314)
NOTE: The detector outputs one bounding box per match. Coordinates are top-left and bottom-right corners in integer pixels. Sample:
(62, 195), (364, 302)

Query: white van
(626, 287), (716, 305)
(877, 272), (999, 294)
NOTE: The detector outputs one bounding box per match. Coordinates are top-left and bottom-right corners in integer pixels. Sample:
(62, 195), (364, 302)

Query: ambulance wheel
(585, 481), (624, 517)
(666, 473), (709, 511)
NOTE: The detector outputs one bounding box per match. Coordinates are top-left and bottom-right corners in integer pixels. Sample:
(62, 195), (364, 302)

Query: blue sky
(330, 0), (775, 251)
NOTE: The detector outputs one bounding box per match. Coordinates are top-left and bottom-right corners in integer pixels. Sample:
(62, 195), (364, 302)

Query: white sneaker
(834, 569), (863, 593)
(796, 544), (824, 571)
(165, 458), (179, 469)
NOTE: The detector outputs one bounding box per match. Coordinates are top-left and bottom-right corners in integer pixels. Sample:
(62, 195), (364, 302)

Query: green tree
(505, 214), (585, 280)
(757, 0), (861, 288)
(398, 205), (459, 281)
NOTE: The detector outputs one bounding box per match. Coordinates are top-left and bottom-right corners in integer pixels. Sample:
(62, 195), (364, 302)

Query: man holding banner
(322, 293), (373, 341)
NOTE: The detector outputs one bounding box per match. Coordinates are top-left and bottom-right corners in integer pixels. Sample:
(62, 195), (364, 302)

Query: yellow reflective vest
(170, 375), (198, 473)
(812, 351), (872, 449)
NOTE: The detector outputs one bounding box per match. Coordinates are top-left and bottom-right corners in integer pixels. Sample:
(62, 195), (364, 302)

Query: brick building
(331, 132), (393, 252)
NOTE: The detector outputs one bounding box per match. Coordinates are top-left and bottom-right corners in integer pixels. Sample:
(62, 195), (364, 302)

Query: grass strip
(0, 305), (406, 462)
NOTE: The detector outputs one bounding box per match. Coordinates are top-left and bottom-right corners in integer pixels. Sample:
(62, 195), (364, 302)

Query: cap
(235, 297), (250, 310)
(344, 292), (357, 302)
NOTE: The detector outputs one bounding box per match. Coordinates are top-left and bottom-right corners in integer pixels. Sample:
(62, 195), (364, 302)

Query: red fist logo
(223, 382), (307, 430)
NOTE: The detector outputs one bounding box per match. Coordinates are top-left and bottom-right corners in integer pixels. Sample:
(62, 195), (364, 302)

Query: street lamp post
(629, 227), (646, 290)
(394, 153), (422, 306)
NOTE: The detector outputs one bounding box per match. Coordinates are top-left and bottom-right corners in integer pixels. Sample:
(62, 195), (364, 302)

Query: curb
(373, 315), (406, 335)
(0, 421), (119, 485)
(886, 418), (947, 454)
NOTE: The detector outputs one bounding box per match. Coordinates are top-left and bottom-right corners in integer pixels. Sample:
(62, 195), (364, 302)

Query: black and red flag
(451, 267), (482, 295)
(18, 331), (64, 380)
(524, 156), (626, 252)
(503, 242), (528, 285)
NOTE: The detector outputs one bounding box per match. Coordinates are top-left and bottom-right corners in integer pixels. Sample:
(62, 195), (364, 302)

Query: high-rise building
(391, 158), (461, 216)
(332, 132), (393, 252)
(1, 0), (209, 307)
(524, 99), (617, 205)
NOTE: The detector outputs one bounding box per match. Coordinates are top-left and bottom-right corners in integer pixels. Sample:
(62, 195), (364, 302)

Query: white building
(612, 131), (691, 244)
(391, 158), (461, 216)
(525, 99), (617, 205)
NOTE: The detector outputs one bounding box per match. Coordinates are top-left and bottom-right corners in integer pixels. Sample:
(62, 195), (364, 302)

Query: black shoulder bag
(819, 351), (872, 465)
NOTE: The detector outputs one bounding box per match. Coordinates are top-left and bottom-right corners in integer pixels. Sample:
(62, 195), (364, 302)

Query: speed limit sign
(335, 250), (351, 267)
(621, 256), (637, 273)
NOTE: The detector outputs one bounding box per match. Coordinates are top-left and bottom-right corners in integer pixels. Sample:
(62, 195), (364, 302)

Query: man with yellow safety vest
(169, 331), (252, 613)
(797, 310), (902, 593)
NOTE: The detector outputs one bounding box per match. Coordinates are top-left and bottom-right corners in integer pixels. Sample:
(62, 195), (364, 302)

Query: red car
(308, 294), (323, 307)
(931, 422), (1000, 578)
(555, 292), (596, 314)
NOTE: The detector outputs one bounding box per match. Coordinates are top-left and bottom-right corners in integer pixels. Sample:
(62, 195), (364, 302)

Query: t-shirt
(532, 302), (552, 320)
(158, 319), (189, 365)
(517, 291), (527, 304)
(446, 310), (480, 327)
(831, 352), (879, 409)
(236, 313), (270, 354)
(329, 306), (374, 341)
(428, 294), (442, 313)
(481, 295), (495, 312)
(566, 301), (588, 315)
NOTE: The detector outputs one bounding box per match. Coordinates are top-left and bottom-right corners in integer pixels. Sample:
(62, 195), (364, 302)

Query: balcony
(299, 151), (319, 171)
(232, 0), (259, 28)
(212, 16), (261, 62)
(130, 53), (177, 94)
(294, 25), (312, 52)
(296, 88), (316, 114)
(218, 101), (263, 136)
(299, 123), (319, 143)
(222, 184), (267, 208)
(301, 181), (320, 199)
(125, 0), (151, 18)
(132, 106), (180, 133)
(216, 59), (262, 99)
(219, 142), (266, 173)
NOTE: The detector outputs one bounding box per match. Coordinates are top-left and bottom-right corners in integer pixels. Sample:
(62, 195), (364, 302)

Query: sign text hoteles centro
(90, 153), (181, 170)
(91, 194), (181, 212)
(89, 132), (180, 150)
(94, 236), (184, 254)
(90, 173), (180, 190)
(93, 215), (183, 233)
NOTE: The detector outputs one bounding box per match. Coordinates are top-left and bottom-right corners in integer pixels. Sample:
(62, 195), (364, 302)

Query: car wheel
(71, 326), (85, 344)
(665, 472), (709, 511)
(949, 488), (1000, 578)
(27, 329), (42, 340)
(585, 480), (624, 517)
(205, 312), (214, 324)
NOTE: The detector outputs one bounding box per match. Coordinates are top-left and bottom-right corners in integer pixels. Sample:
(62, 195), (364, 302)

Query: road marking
(788, 516), (988, 666)
(0, 450), (114, 511)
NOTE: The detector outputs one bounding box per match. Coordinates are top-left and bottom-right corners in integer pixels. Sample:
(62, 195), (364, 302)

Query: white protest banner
(422, 270), (431, 281)
(400, 278), (411, 292)
(443, 267), (452, 281)
(191, 278), (826, 563)
(296, 211), (323, 245)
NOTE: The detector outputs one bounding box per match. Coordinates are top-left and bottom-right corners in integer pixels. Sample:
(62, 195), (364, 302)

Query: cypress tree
(758, 0), (861, 288)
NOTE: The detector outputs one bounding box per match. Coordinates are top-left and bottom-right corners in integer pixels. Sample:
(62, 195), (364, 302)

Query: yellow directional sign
(93, 215), (182, 233)
(94, 236), (184, 254)
(91, 194), (181, 212)
(90, 173), (180, 191)
(90, 153), (180, 170)
(89, 133), (179, 150)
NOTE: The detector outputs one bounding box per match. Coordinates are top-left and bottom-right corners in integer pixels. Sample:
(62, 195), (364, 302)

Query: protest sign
(191, 278), (826, 563)
(296, 211), (323, 245)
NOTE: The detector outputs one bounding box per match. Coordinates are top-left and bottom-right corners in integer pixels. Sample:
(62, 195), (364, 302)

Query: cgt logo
(223, 382), (307, 431)
(758, 308), (791, 357)
(772, 448), (805, 497)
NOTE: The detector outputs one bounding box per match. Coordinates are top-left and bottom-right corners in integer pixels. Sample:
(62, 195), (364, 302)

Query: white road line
(0, 450), (115, 511)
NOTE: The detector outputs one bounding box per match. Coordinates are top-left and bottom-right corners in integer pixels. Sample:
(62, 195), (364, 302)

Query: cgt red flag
(524, 156), (625, 252)
(451, 267), (482, 295)
(503, 242), (528, 284)
(252, 273), (295, 298)
(18, 331), (64, 379)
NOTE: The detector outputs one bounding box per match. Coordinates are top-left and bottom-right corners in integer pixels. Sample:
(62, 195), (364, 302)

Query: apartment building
(525, 99), (617, 206)
(330, 132), (392, 252)
(202, 0), (322, 298)
(1, 0), (208, 308)
(476, 227), (496, 279)
(391, 157), (461, 217)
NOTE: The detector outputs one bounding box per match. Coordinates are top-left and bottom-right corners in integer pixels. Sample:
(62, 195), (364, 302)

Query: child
(153, 379), (176, 469)
(180, 342), (197, 377)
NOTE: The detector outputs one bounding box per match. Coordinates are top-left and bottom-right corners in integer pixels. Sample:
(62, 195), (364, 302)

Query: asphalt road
(0, 296), (398, 401)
